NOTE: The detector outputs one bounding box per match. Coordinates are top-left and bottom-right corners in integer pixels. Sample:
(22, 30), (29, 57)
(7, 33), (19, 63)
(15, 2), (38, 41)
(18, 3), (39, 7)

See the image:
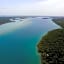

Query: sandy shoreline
(0, 18), (32, 35)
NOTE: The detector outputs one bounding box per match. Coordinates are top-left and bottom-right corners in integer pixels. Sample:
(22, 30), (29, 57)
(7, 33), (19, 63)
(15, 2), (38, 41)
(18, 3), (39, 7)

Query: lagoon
(0, 17), (60, 64)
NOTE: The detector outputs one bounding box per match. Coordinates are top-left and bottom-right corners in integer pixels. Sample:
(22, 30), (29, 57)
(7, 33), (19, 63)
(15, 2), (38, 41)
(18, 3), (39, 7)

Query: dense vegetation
(0, 17), (14, 25)
(0, 16), (27, 25)
(37, 29), (64, 64)
(52, 18), (64, 28)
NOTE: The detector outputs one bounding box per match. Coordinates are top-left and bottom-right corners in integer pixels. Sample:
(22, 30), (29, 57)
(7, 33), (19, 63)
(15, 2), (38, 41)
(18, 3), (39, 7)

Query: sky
(0, 0), (64, 16)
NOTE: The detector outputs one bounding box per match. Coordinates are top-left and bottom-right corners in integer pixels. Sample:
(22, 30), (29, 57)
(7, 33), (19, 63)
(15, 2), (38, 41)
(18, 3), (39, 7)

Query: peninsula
(37, 18), (64, 64)
(52, 18), (64, 28)
(0, 17), (14, 25)
(0, 16), (27, 25)
(37, 29), (64, 64)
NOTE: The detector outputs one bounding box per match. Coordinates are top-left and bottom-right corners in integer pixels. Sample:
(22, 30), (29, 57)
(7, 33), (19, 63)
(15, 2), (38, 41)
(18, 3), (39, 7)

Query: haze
(0, 0), (64, 16)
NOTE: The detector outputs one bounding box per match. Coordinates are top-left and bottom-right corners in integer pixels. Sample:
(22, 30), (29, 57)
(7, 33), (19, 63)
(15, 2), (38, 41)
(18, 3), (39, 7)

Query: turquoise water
(0, 18), (60, 64)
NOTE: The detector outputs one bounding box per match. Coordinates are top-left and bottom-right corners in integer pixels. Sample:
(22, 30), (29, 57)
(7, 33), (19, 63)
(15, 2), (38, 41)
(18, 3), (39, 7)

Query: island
(42, 18), (49, 19)
(37, 18), (64, 64)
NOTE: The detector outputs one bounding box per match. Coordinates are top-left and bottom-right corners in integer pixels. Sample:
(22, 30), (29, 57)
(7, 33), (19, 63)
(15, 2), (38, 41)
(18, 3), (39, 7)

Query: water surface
(0, 17), (60, 64)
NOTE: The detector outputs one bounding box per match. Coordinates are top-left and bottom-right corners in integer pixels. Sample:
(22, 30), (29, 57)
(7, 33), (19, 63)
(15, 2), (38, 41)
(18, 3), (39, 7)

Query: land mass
(0, 16), (27, 25)
(37, 18), (64, 64)
(0, 17), (15, 25)
(52, 18), (64, 28)
(37, 29), (64, 64)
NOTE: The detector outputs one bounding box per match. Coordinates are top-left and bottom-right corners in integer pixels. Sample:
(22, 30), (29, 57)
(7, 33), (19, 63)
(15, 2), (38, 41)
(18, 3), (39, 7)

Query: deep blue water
(0, 18), (60, 64)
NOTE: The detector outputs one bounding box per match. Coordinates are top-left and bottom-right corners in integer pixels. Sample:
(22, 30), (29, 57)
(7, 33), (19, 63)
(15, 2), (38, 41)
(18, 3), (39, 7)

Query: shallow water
(0, 17), (60, 64)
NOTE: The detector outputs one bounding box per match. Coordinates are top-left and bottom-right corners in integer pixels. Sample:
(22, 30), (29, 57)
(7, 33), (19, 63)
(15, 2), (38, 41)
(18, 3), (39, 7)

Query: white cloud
(0, 0), (64, 16)
(34, 0), (64, 16)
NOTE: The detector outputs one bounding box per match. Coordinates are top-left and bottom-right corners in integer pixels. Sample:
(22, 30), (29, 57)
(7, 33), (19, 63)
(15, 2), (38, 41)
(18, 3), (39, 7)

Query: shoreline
(0, 19), (32, 35)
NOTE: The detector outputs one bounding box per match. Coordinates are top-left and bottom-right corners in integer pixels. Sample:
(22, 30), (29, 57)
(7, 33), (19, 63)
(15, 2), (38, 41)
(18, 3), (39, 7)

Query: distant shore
(0, 17), (28, 25)
(52, 18), (64, 28)
(0, 17), (14, 25)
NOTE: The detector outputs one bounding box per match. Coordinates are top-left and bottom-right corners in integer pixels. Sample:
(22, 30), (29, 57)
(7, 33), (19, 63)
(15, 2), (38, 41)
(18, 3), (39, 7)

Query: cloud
(0, 0), (64, 16)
